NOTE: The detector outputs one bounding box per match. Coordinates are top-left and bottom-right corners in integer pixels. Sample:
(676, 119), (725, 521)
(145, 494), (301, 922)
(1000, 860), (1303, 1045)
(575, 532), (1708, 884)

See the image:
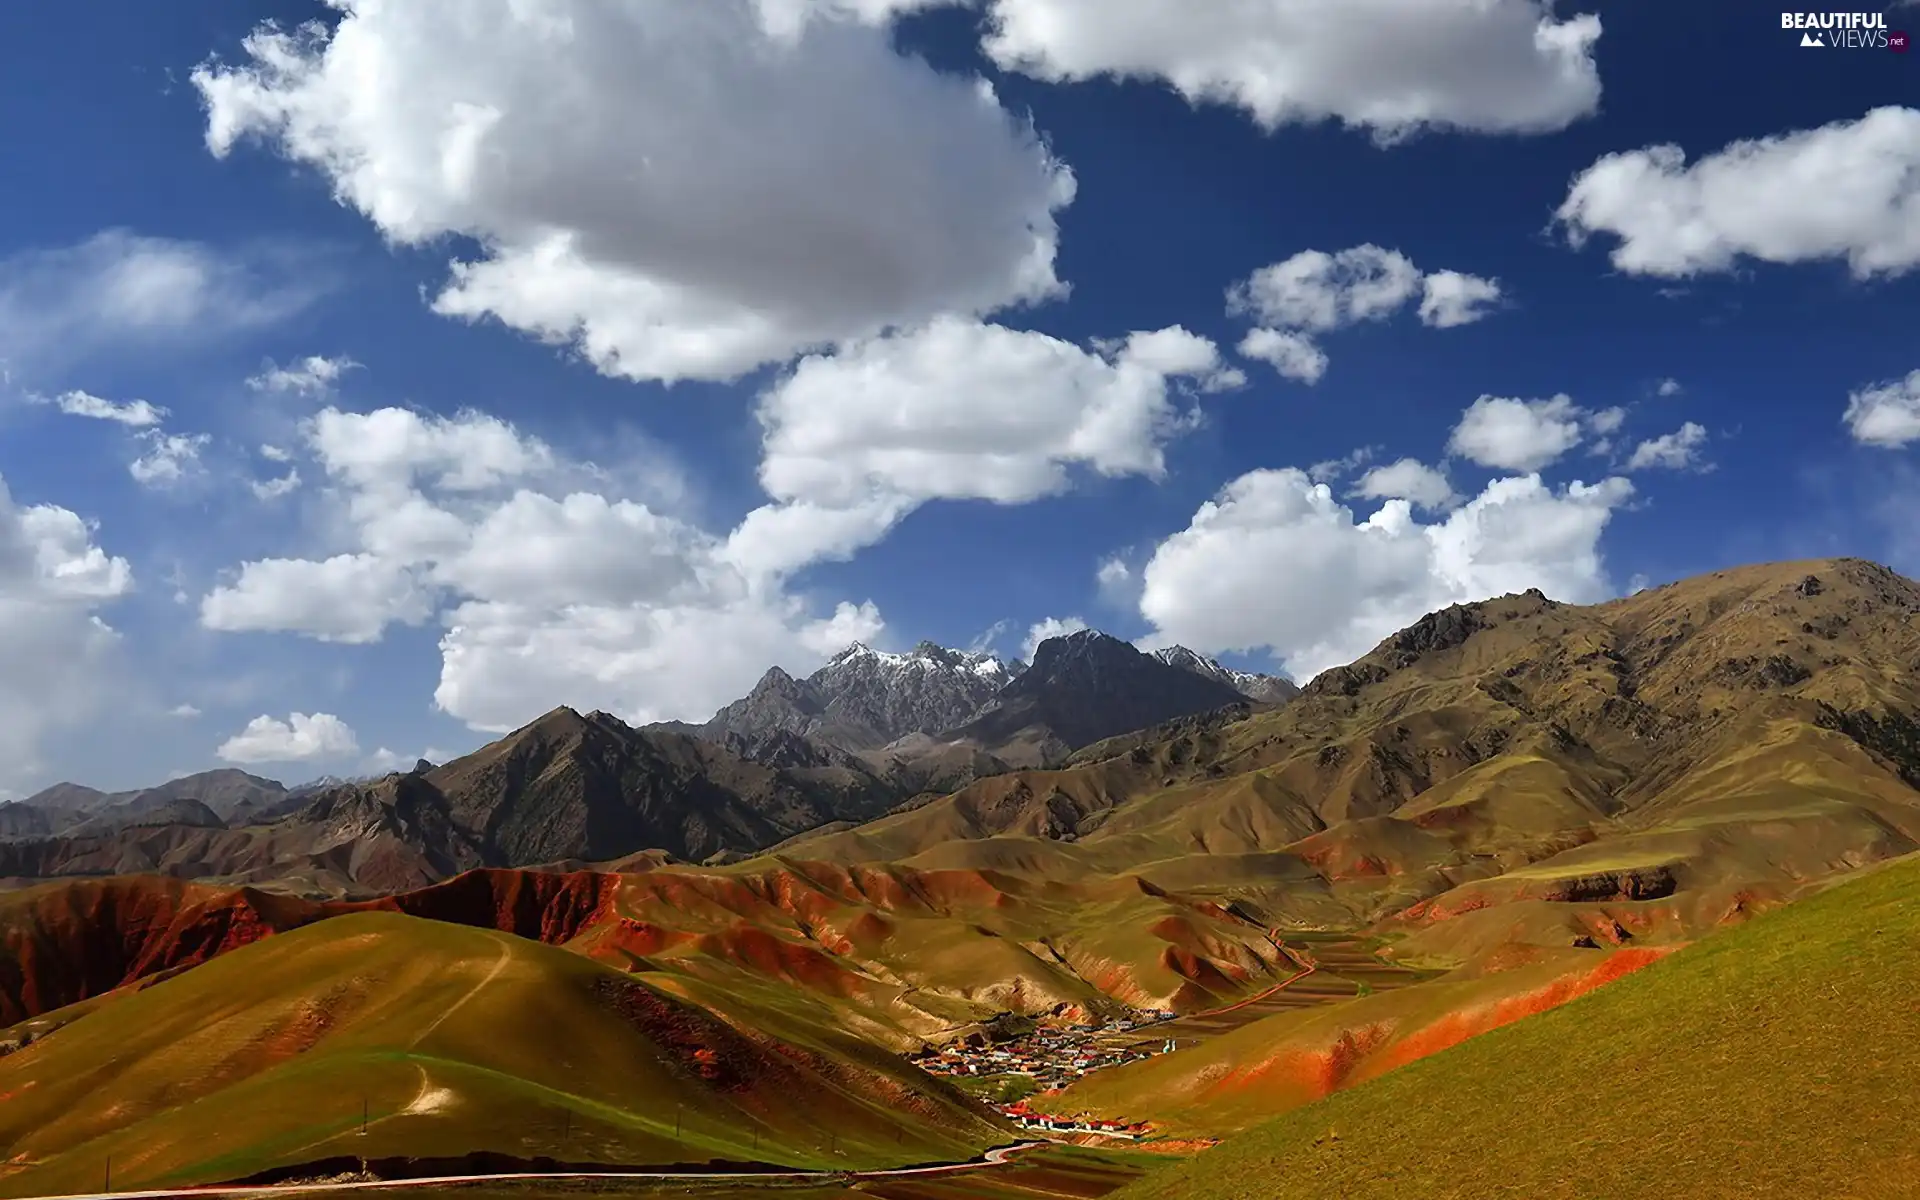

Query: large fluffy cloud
(1845, 370), (1920, 448)
(199, 405), (884, 732)
(977, 0), (1602, 139)
(1229, 246), (1502, 383)
(0, 476), (133, 787)
(1558, 107), (1920, 279)
(193, 0), (1075, 384)
(1137, 469), (1634, 678)
(735, 319), (1238, 572)
(757, 319), (1235, 508)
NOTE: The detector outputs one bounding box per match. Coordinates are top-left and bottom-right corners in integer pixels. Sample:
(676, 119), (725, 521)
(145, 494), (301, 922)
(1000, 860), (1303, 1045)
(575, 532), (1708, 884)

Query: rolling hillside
(780, 559), (1920, 972)
(1113, 848), (1920, 1200)
(0, 911), (1008, 1196)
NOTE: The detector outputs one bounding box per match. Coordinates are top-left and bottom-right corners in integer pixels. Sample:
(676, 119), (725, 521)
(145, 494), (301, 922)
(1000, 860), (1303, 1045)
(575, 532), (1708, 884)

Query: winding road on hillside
(11, 1142), (1047, 1200)
(1190, 935), (1317, 1020)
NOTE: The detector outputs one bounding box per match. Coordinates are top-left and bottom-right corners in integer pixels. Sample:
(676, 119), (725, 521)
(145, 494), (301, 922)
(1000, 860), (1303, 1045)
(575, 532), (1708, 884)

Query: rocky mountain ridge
(687, 640), (1021, 750)
(1154, 644), (1301, 704)
(682, 633), (1292, 769)
(0, 707), (905, 895)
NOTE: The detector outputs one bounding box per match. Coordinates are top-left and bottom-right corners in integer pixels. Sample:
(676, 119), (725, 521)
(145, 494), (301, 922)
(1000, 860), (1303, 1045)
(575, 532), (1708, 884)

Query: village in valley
(910, 1010), (1186, 1139)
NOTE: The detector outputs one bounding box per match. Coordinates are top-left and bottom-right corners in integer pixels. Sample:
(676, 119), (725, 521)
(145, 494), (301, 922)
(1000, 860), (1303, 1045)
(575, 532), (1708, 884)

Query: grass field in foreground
(1114, 851), (1920, 1200)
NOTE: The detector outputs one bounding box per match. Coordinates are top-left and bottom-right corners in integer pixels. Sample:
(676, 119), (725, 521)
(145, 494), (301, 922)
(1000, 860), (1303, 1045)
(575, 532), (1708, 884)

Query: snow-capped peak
(1153, 646), (1298, 704)
(824, 640), (1014, 680)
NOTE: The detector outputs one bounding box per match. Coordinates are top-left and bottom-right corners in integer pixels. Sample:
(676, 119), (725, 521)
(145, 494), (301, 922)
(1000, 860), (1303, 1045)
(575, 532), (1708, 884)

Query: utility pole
(104, 1156), (111, 1193)
(362, 1098), (369, 1136)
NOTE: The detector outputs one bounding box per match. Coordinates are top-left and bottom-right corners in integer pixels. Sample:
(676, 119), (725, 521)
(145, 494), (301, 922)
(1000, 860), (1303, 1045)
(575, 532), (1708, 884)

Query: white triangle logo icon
(1801, 30), (1824, 46)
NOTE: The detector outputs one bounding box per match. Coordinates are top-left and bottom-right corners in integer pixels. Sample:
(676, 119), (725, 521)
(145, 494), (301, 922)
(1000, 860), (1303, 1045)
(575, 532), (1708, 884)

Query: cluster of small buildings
(913, 1012), (1182, 1092)
(995, 1103), (1147, 1140)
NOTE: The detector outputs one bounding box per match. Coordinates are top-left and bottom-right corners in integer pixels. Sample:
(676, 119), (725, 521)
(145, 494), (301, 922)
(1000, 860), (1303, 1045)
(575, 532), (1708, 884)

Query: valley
(2, 559), (1919, 1199)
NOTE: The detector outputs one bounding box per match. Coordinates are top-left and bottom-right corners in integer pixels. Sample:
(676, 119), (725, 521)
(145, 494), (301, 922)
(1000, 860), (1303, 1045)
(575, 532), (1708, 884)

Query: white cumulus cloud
(1229, 246), (1501, 383)
(1418, 270), (1506, 328)
(0, 476), (133, 787)
(736, 318), (1237, 572)
(1137, 469), (1634, 680)
(1844, 370), (1920, 448)
(203, 552), (434, 644)
(1625, 422), (1709, 471)
(217, 712), (360, 764)
(129, 432), (211, 488)
(1558, 106), (1920, 279)
(1022, 615), (1089, 661)
(976, 0), (1602, 140)
(1238, 328), (1329, 384)
(200, 403), (893, 732)
(1353, 457), (1458, 510)
(193, 0), (1075, 384)
(1448, 394), (1587, 472)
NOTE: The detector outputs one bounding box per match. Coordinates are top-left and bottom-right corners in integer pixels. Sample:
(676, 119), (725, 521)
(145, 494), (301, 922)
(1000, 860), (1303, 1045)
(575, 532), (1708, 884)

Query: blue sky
(1, 0), (1917, 793)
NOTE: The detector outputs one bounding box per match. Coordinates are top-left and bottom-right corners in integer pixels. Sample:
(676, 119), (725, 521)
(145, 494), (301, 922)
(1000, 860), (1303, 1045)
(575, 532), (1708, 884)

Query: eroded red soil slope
(0, 868), (620, 1024)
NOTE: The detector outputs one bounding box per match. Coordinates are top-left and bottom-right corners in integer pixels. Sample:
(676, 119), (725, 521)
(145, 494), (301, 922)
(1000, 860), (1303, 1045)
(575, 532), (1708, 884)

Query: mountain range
(0, 631), (1284, 894)
(669, 634), (1292, 765)
(3, 557), (1917, 1195)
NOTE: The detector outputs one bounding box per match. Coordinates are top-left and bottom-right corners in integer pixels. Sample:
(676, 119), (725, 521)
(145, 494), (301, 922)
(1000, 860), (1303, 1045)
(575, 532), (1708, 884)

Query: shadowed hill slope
(950, 631), (1248, 768)
(0, 708), (906, 896)
(0, 911), (1008, 1196)
(1114, 849), (1920, 1200)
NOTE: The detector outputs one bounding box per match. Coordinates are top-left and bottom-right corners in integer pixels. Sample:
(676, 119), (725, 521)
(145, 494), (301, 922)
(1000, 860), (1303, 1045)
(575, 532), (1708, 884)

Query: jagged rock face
(698, 667), (831, 742)
(811, 642), (1012, 740)
(700, 642), (1016, 750)
(1387, 604), (1495, 668)
(1153, 645), (1299, 704)
(957, 630), (1249, 752)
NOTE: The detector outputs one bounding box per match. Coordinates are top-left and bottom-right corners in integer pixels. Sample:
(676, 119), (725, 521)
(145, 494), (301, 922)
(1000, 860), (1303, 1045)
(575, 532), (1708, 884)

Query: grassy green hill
(0, 911), (1005, 1197)
(1113, 850), (1920, 1200)
(1036, 943), (1670, 1135)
